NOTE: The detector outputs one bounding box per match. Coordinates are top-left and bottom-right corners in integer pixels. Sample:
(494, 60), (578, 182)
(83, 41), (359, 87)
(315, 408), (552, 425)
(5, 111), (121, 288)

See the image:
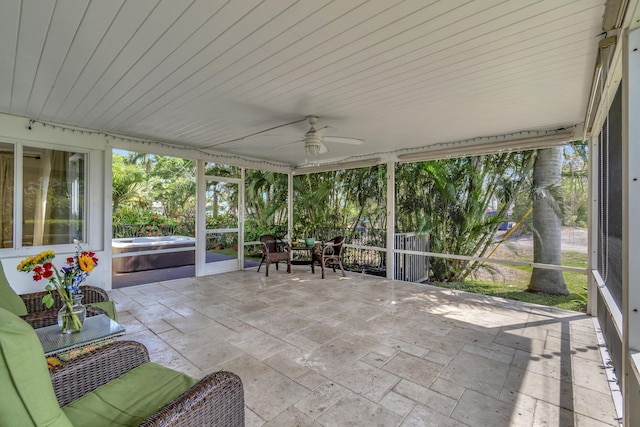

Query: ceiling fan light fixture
(306, 141), (322, 155)
(305, 126), (319, 139)
(299, 115), (363, 158)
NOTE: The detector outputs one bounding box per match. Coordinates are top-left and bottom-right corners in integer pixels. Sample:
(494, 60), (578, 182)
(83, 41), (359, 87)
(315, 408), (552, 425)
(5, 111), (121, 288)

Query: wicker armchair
(20, 285), (110, 328)
(311, 236), (347, 279)
(257, 235), (291, 277)
(0, 306), (245, 427)
(50, 341), (245, 426)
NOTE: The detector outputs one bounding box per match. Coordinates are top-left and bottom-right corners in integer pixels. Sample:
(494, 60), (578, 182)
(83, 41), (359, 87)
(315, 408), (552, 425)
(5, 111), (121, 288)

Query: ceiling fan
(279, 115), (364, 156)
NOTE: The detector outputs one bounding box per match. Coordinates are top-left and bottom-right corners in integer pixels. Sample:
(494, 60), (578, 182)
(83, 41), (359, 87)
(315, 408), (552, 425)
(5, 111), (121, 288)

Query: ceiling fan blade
(274, 140), (302, 150)
(323, 136), (364, 145)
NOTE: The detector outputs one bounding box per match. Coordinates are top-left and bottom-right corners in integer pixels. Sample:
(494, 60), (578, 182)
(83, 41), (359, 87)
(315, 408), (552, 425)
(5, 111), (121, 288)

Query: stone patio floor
(108, 269), (619, 426)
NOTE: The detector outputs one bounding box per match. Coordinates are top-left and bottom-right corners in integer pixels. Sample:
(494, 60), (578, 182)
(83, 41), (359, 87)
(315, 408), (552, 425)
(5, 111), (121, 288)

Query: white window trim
(0, 138), (91, 254)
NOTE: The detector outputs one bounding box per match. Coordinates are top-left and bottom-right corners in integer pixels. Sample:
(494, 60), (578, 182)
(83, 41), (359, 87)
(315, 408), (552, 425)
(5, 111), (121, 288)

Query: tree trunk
(528, 147), (568, 295)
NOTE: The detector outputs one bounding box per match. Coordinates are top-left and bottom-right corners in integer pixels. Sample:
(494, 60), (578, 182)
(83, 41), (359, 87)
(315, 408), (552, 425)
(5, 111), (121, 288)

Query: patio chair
(311, 236), (346, 279)
(257, 235), (291, 277)
(0, 262), (116, 328)
(0, 306), (245, 427)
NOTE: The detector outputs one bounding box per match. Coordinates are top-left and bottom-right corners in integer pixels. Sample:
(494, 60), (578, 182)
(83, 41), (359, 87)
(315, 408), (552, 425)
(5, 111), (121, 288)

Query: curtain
(0, 154), (13, 248)
(32, 150), (68, 245)
(45, 152), (68, 244)
(33, 150), (52, 246)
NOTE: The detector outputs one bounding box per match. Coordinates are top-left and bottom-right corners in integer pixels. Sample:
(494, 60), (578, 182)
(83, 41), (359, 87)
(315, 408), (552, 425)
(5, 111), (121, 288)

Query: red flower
(42, 270), (53, 278)
(34, 266), (43, 274)
(67, 257), (74, 263)
(33, 273), (42, 281)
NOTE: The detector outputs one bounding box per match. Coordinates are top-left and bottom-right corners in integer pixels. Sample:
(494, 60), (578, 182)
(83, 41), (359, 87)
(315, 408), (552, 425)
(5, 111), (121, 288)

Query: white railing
(394, 232), (429, 282)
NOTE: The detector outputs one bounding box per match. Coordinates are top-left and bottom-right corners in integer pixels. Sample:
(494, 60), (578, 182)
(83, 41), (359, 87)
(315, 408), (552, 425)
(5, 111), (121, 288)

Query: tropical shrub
(396, 151), (534, 282)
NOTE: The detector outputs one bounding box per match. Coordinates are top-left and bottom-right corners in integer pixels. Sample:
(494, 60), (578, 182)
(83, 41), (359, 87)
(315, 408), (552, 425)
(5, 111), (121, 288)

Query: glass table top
(36, 314), (125, 356)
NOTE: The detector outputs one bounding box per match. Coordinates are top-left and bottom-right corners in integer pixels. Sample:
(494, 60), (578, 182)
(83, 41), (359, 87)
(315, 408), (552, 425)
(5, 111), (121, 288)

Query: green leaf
(42, 293), (54, 309)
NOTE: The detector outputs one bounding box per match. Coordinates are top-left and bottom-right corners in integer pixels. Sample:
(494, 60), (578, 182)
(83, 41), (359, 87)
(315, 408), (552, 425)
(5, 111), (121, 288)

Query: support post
(622, 24), (640, 427)
(588, 133), (599, 316)
(238, 168), (245, 268)
(386, 161), (395, 280)
(195, 160), (206, 277)
(288, 173), (294, 242)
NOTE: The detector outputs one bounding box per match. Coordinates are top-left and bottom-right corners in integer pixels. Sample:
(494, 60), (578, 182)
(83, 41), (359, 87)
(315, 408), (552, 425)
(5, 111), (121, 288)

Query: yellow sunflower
(77, 254), (95, 273)
(33, 250), (55, 265)
(16, 256), (35, 272)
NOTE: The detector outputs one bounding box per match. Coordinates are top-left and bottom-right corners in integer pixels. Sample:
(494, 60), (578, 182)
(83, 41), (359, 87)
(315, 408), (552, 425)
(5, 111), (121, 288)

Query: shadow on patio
(109, 270), (617, 426)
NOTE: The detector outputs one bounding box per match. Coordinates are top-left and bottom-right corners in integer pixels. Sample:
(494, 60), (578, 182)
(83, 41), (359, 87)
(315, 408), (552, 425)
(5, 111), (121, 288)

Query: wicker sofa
(0, 307), (245, 426)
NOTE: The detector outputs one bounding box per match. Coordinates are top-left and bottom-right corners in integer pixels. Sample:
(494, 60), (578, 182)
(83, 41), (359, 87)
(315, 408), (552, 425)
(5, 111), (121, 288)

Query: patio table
(35, 314), (125, 357)
(290, 245), (315, 265)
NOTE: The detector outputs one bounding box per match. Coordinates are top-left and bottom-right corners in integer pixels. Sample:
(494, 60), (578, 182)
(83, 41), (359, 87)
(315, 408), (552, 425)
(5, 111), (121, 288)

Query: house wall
(623, 22), (640, 426)
(589, 6), (640, 424)
(0, 113), (109, 293)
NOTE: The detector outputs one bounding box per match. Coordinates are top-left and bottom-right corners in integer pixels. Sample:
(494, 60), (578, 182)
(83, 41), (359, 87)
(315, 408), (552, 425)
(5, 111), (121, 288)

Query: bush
(112, 207), (196, 238)
(244, 219), (286, 242)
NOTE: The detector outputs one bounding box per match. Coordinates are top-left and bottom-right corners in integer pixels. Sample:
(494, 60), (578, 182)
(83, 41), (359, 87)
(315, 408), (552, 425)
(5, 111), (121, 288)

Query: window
(0, 142), (86, 248)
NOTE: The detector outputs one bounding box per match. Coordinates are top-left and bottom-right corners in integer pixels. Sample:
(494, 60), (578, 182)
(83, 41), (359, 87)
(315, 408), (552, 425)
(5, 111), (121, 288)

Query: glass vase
(57, 295), (86, 333)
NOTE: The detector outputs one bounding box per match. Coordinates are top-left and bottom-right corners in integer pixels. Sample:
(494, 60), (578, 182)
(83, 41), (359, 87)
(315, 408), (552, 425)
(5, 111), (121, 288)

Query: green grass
(210, 248), (264, 261)
(209, 248), (238, 257)
(431, 251), (588, 312)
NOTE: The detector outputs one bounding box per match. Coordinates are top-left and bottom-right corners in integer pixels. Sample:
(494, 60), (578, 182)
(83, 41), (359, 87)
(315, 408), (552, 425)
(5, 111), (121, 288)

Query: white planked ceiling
(0, 0), (606, 167)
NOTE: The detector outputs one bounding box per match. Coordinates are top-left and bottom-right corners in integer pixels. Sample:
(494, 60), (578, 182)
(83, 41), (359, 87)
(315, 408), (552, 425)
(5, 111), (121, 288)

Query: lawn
(431, 251), (588, 312)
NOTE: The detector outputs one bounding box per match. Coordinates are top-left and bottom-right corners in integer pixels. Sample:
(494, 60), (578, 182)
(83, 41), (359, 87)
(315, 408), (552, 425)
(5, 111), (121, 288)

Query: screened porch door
(200, 178), (240, 275)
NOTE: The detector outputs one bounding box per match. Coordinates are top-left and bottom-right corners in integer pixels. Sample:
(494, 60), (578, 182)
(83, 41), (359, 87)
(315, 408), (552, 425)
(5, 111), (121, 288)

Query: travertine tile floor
(109, 270), (619, 426)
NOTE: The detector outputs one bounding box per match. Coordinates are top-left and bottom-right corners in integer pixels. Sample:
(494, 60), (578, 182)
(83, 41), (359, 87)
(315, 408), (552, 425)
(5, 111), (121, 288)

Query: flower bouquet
(17, 243), (98, 333)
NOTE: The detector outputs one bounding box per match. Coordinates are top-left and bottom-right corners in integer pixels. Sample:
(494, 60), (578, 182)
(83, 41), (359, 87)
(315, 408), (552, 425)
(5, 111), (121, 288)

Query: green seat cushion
(0, 307), (73, 426)
(0, 263), (28, 316)
(62, 362), (197, 427)
(88, 301), (117, 321)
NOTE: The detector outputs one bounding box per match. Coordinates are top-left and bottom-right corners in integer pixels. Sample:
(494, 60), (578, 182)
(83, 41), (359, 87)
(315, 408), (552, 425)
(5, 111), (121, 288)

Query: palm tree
(395, 151), (533, 282)
(245, 170), (288, 235)
(527, 147), (568, 295)
(112, 154), (145, 210)
(126, 151), (153, 174)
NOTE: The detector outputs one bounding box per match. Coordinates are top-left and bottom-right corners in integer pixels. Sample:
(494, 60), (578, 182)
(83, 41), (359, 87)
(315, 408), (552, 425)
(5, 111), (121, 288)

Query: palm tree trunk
(528, 147), (568, 295)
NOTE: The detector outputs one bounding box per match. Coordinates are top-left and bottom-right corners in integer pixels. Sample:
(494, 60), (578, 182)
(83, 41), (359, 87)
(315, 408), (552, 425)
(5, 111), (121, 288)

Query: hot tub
(112, 236), (196, 273)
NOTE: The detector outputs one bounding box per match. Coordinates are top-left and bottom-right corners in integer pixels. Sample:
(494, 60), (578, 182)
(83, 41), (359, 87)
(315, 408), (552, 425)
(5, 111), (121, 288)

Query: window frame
(0, 138), (90, 253)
